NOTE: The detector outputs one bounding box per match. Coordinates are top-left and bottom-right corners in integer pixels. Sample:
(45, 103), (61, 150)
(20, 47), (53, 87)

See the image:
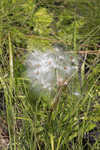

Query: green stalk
(73, 7), (77, 52)
(6, 33), (16, 150)
(9, 33), (14, 89)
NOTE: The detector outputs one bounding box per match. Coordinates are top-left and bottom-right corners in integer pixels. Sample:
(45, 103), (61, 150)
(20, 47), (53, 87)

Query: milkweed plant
(24, 45), (80, 96)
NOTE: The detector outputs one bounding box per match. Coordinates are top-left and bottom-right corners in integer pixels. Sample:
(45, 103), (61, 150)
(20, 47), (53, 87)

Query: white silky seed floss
(25, 47), (79, 94)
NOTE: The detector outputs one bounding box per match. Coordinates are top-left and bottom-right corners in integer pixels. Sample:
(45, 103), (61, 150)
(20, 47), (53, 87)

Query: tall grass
(1, 51), (99, 149)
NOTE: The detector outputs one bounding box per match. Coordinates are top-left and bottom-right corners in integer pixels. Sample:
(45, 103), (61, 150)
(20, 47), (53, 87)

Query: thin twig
(64, 50), (100, 54)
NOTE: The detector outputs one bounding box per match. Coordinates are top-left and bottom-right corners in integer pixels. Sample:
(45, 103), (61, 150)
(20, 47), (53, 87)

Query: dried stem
(50, 71), (77, 113)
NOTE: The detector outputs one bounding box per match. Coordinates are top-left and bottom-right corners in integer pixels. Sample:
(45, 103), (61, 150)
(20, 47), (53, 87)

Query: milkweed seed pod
(24, 46), (80, 95)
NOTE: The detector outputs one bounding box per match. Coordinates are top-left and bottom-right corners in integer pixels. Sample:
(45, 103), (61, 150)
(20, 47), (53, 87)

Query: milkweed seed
(48, 61), (52, 65)
(64, 66), (67, 70)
